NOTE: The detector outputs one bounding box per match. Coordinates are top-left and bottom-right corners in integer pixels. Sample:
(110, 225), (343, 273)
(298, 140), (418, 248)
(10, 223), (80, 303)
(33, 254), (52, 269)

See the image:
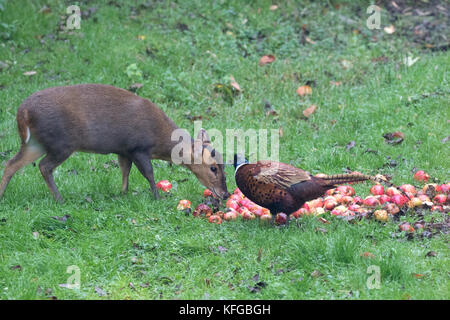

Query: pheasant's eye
(210, 166), (217, 173)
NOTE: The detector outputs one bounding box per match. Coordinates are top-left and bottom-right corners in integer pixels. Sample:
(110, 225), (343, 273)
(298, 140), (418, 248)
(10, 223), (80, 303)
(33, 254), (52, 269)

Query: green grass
(0, 0), (449, 299)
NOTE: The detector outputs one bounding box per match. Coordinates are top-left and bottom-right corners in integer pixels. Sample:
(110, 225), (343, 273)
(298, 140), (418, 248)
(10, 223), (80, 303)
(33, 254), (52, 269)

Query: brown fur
(0, 84), (229, 202)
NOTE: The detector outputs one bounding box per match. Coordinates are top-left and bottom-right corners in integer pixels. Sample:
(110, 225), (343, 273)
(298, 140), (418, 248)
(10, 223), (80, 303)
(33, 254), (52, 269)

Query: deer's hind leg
(0, 142), (45, 199)
(118, 155), (132, 193)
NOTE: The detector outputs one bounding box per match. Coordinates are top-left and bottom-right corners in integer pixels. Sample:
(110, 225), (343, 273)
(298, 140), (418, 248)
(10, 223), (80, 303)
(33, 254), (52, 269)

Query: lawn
(0, 0), (448, 299)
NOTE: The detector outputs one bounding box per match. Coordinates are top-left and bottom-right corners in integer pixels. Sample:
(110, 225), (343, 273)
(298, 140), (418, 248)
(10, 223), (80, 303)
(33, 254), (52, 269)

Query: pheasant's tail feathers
(320, 173), (412, 200)
(319, 173), (372, 186)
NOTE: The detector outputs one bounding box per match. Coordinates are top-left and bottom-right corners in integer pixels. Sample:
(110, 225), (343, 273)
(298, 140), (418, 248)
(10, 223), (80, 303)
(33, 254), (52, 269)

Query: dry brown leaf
(259, 55), (276, 66)
(305, 36), (316, 44)
(296, 85), (312, 96)
(278, 126), (283, 138)
(230, 75), (241, 91)
(269, 5), (278, 11)
(361, 252), (376, 259)
(303, 104), (317, 118)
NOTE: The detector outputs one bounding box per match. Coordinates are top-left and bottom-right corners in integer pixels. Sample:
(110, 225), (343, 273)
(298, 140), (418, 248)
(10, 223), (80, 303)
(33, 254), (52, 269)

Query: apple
(384, 203), (400, 215)
(203, 189), (214, 197)
(399, 222), (414, 233)
(325, 189), (336, 196)
(370, 184), (385, 196)
(348, 204), (361, 212)
(336, 185), (355, 196)
(156, 180), (172, 192)
(440, 183), (450, 194)
(312, 207), (325, 216)
(407, 197), (423, 208)
(250, 206), (264, 217)
(378, 194), (390, 204)
(225, 199), (240, 211)
(260, 213), (273, 223)
(208, 215), (222, 224)
(391, 194), (407, 207)
(340, 196), (354, 205)
(176, 199), (192, 210)
(331, 205), (347, 216)
(228, 194), (242, 202)
(193, 204), (212, 217)
(292, 208), (308, 218)
(374, 209), (388, 222)
(386, 187), (401, 197)
(242, 210), (256, 220)
(309, 198), (324, 209)
(224, 210), (239, 221)
(413, 170), (430, 182)
(417, 194), (431, 202)
(363, 196), (380, 207)
(400, 184), (416, 195)
(275, 213), (287, 225)
(352, 196), (363, 205)
(237, 206), (251, 216)
(431, 205), (443, 212)
(433, 194), (447, 204)
(324, 199), (338, 211)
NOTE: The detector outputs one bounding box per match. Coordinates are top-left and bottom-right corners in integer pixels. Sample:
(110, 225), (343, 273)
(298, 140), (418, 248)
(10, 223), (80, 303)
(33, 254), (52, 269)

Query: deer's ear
(193, 139), (204, 162)
(197, 128), (211, 145)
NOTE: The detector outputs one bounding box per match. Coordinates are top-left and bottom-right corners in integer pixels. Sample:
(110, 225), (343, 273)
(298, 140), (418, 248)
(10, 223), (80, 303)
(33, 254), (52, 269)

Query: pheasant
(233, 154), (401, 226)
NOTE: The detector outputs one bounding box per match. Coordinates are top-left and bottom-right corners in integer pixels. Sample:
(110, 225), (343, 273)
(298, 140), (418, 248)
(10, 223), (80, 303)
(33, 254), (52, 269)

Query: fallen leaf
(51, 215), (70, 222)
(10, 265), (22, 271)
(412, 273), (424, 279)
(302, 104), (317, 118)
(129, 282), (136, 290)
(330, 80), (342, 86)
(23, 71), (37, 76)
(318, 217), (330, 224)
(32, 232), (39, 239)
(305, 36), (316, 44)
(269, 5), (278, 11)
(403, 55), (420, 67)
(340, 60), (353, 69)
(256, 248), (262, 262)
(297, 85), (312, 96)
(217, 246), (228, 253)
(137, 35), (146, 40)
(384, 25), (395, 34)
(258, 55), (276, 66)
(360, 252), (376, 259)
(278, 126), (283, 138)
(229, 75), (241, 92)
(311, 270), (323, 278)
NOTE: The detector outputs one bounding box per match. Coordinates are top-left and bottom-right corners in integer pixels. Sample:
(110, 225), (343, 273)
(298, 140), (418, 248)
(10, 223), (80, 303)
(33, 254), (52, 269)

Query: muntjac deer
(0, 84), (229, 203)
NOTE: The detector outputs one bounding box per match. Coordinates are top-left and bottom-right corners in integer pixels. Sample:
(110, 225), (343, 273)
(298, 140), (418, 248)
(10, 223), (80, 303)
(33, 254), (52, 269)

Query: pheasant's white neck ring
(234, 163), (247, 176)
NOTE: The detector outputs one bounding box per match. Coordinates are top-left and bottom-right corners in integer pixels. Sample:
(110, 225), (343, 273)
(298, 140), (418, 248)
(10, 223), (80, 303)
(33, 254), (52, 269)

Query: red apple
(384, 203), (400, 215)
(378, 194), (390, 204)
(292, 208), (308, 218)
(156, 180), (172, 192)
(242, 210), (256, 220)
(228, 194), (242, 202)
(225, 199), (240, 211)
(370, 184), (385, 196)
(309, 198), (324, 208)
(391, 194), (407, 207)
(336, 185), (355, 196)
(363, 196), (380, 207)
(433, 194), (447, 204)
(208, 215), (222, 224)
(386, 187), (401, 197)
(417, 194), (431, 202)
(224, 210), (238, 221)
(431, 205), (443, 212)
(239, 198), (252, 208)
(275, 213), (287, 225)
(325, 189), (336, 196)
(414, 170), (430, 182)
(352, 196), (363, 205)
(203, 189), (214, 197)
(324, 199), (338, 211)
(400, 184), (416, 195)
(331, 205), (347, 216)
(177, 199), (192, 210)
(340, 196), (354, 205)
(440, 184), (450, 194)
(399, 222), (414, 233)
(193, 203), (212, 217)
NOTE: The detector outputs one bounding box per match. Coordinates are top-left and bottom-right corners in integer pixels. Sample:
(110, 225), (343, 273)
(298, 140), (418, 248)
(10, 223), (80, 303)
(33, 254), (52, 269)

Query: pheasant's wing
(253, 161), (311, 189)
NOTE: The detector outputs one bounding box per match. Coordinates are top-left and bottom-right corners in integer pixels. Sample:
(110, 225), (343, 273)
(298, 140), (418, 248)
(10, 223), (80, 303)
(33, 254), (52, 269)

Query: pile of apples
(175, 170), (449, 227)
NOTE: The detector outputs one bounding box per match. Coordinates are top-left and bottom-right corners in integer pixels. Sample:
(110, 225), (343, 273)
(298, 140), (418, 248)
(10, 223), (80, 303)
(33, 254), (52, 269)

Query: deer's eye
(210, 166), (217, 173)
